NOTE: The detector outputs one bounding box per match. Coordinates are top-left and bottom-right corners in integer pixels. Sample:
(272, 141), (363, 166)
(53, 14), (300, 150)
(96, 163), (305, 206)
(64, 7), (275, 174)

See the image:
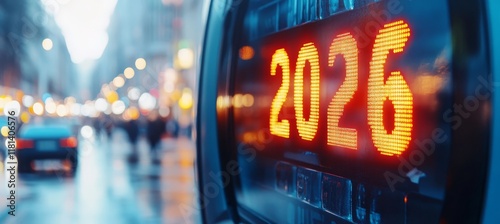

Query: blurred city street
(0, 0), (203, 222)
(0, 129), (200, 224)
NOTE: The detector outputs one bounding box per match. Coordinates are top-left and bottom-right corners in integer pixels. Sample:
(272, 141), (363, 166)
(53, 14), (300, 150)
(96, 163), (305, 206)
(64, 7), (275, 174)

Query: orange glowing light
(239, 46), (255, 60)
(270, 49), (291, 138)
(327, 33), (359, 150)
(60, 137), (78, 148)
(368, 20), (413, 156)
(294, 43), (320, 141)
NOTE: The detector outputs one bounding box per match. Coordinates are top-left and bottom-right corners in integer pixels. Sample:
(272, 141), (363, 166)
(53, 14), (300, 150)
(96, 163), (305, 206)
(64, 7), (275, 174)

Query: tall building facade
(0, 0), (76, 101)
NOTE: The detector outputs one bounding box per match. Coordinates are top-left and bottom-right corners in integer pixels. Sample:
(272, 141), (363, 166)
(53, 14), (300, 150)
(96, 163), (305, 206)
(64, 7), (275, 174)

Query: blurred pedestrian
(125, 119), (140, 163)
(165, 118), (179, 138)
(146, 112), (165, 163)
(103, 115), (114, 139)
(93, 117), (102, 137)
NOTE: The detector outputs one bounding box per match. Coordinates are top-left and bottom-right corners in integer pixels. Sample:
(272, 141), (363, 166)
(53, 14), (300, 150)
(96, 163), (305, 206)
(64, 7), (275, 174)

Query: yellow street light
(179, 88), (193, 110)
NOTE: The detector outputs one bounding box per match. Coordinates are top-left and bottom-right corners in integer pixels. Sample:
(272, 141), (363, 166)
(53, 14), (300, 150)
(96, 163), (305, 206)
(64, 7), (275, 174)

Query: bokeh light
(42, 93), (52, 102)
(3, 100), (21, 117)
(42, 38), (53, 51)
(239, 46), (254, 60)
(242, 94), (254, 107)
(95, 98), (109, 112)
(45, 100), (57, 114)
(128, 87), (141, 100)
(80, 125), (94, 139)
(113, 76), (125, 88)
(20, 111), (31, 123)
(124, 67), (135, 79)
(82, 101), (98, 117)
(64, 96), (76, 105)
(1, 126), (8, 137)
(232, 94), (243, 108)
(22, 95), (34, 107)
(71, 103), (82, 116)
(111, 100), (126, 115)
(105, 91), (119, 103)
(135, 58), (147, 70)
(138, 92), (156, 111)
(178, 88), (193, 110)
(56, 104), (68, 117)
(33, 102), (44, 116)
(127, 106), (140, 120)
(177, 48), (194, 69)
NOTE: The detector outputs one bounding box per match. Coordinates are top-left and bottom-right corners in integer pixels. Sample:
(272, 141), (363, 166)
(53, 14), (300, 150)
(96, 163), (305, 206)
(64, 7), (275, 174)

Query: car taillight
(17, 139), (34, 149)
(60, 137), (78, 148)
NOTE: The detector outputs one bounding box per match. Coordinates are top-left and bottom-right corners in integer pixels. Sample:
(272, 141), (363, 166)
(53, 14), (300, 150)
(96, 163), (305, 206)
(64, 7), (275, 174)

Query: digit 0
(367, 20), (413, 156)
(294, 43), (320, 141)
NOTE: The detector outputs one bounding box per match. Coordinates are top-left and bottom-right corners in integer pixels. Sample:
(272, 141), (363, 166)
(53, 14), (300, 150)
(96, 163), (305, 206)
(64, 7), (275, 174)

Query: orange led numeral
(367, 20), (413, 156)
(270, 49), (291, 138)
(294, 43), (320, 141)
(327, 33), (359, 150)
(268, 20), (414, 157)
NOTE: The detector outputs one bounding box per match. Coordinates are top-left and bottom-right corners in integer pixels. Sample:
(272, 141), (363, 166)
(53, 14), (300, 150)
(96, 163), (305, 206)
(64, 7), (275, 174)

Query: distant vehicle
(16, 124), (78, 172)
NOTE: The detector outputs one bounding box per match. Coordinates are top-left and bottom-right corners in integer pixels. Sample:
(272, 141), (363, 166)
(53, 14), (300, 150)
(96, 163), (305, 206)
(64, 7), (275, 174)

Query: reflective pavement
(0, 129), (201, 224)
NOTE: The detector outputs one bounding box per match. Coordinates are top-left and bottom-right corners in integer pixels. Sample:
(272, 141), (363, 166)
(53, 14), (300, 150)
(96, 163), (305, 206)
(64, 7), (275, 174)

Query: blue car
(16, 124), (78, 173)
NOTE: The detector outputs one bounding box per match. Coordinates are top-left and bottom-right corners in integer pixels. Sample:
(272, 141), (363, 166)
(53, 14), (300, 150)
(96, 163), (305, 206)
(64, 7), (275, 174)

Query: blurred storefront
(0, 0), (76, 113)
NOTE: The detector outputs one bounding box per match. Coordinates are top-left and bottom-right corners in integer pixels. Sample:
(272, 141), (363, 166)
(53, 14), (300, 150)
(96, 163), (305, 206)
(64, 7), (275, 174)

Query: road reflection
(0, 129), (200, 224)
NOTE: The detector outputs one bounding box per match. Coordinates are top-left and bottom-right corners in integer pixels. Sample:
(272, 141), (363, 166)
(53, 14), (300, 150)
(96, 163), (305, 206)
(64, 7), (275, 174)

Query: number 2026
(269, 20), (413, 156)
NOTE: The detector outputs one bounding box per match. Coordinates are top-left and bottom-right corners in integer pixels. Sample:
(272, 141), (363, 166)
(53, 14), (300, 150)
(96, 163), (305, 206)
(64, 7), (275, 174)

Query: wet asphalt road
(0, 129), (201, 224)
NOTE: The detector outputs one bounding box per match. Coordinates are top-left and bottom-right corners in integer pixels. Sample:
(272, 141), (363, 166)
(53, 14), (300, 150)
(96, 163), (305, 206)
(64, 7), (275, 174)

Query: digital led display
(225, 0), (454, 223)
(268, 20), (413, 156)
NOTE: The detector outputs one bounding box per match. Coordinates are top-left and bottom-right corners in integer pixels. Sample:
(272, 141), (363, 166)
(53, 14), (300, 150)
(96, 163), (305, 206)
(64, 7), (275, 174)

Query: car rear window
(20, 125), (72, 139)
